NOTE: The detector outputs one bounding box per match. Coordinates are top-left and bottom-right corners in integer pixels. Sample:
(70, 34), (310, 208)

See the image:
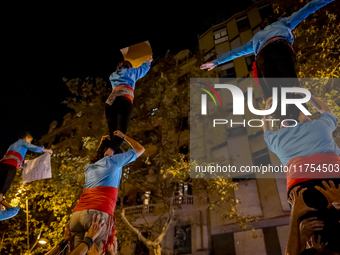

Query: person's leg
(79, 209), (109, 250)
(0, 163), (17, 195)
(256, 41), (301, 118)
(68, 211), (86, 250)
(105, 103), (118, 141)
(108, 96), (133, 152)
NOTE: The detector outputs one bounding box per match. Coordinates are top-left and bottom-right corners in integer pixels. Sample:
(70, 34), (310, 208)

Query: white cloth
(22, 153), (52, 184)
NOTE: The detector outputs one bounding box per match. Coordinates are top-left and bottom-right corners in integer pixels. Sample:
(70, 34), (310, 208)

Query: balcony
(174, 195), (194, 205)
(124, 204), (156, 216)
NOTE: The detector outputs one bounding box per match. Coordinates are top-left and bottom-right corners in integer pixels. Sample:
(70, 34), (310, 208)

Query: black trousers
(104, 96), (133, 152)
(288, 179), (340, 251)
(255, 40), (302, 118)
(0, 163), (17, 195)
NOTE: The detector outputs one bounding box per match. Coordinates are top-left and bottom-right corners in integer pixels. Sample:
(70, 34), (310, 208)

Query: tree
(0, 77), (111, 255)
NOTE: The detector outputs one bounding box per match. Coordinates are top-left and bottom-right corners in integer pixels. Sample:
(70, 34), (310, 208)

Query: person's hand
(113, 130), (125, 139)
(87, 243), (101, 255)
(63, 222), (76, 242)
(200, 62), (215, 71)
(265, 97), (273, 111)
(306, 235), (327, 252)
(315, 180), (340, 209)
(42, 148), (53, 154)
(104, 148), (114, 157)
(288, 186), (317, 219)
(300, 217), (324, 242)
(86, 213), (106, 241)
(147, 56), (153, 63)
(107, 236), (118, 255)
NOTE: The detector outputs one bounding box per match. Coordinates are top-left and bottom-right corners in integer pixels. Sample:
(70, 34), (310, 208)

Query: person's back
(83, 149), (137, 189)
(265, 111), (340, 167)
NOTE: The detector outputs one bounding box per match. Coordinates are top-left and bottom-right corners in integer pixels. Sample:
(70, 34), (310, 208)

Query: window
(220, 61), (236, 78)
(252, 148), (271, 167)
(174, 225), (192, 255)
(245, 54), (255, 71)
(236, 15), (251, 33)
(204, 48), (216, 62)
(232, 176), (263, 217)
(214, 27), (228, 44)
(258, 3), (273, 20)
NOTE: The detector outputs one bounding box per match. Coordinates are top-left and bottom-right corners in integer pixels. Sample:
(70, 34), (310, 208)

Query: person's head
(116, 60), (132, 73)
(90, 137), (123, 163)
(91, 137), (111, 163)
(18, 131), (33, 143)
(260, 15), (277, 30)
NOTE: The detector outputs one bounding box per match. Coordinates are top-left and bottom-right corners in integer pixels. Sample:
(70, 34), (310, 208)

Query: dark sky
(1, 2), (256, 154)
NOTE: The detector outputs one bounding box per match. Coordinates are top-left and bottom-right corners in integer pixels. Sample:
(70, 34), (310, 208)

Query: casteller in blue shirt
(210, 0), (334, 67)
(109, 61), (151, 90)
(264, 112), (340, 167)
(84, 149), (138, 189)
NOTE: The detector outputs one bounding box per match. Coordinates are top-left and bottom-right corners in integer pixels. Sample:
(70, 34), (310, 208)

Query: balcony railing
(174, 195), (194, 205)
(124, 204), (156, 216)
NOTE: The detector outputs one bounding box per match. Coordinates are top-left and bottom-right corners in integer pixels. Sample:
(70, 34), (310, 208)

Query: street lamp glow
(38, 238), (48, 244)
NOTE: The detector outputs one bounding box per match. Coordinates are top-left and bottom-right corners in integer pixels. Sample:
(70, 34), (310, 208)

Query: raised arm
(132, 56), (152, 79)
(200, 39), (253, 70)
(114, 131), (145, 157)
(286, 187), (317, 255)
(280, 0), (335, 30)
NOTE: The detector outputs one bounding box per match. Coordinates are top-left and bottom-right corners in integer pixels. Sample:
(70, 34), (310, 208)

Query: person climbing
(200, 0), (334, 101)
(263, 91), (340, 251)
(0, 131), (52, 220)
(68, 130), (145, 253)
(104, 56), (152, 156)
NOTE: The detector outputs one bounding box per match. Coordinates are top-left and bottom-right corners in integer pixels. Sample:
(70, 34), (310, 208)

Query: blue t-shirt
(7, 139), (44, 160)
(212, 0), (334, 66)
(109, 61), (151, 90)
(264, 112), (340, 166)
(83, 149), (138, 189)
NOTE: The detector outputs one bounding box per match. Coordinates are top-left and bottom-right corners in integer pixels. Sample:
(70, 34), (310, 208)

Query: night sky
(1, 2), (256, 154)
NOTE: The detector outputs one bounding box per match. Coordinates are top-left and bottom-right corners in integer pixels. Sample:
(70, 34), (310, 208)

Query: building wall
(195, 1), (293, 254)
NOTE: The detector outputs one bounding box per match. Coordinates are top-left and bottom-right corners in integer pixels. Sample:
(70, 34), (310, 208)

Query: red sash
(0, 151), (23, 168)
(113, 85), (134, 103)
(252, 62), (261, 87)
(286, 153), (340, 190)
(73, 186), (118, 252)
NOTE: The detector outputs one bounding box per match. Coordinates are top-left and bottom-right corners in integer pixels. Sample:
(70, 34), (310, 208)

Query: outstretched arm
(21, 140), (53, 154)
(133, 56), (152, 79)
(200, 39), (253, 70)
(280, 0), (335, 30)
(21, 140), (45, 153)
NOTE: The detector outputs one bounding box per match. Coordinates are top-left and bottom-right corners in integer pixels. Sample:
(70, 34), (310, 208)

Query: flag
(120, 41), (152, 68)
(22, 153), (52, 184)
